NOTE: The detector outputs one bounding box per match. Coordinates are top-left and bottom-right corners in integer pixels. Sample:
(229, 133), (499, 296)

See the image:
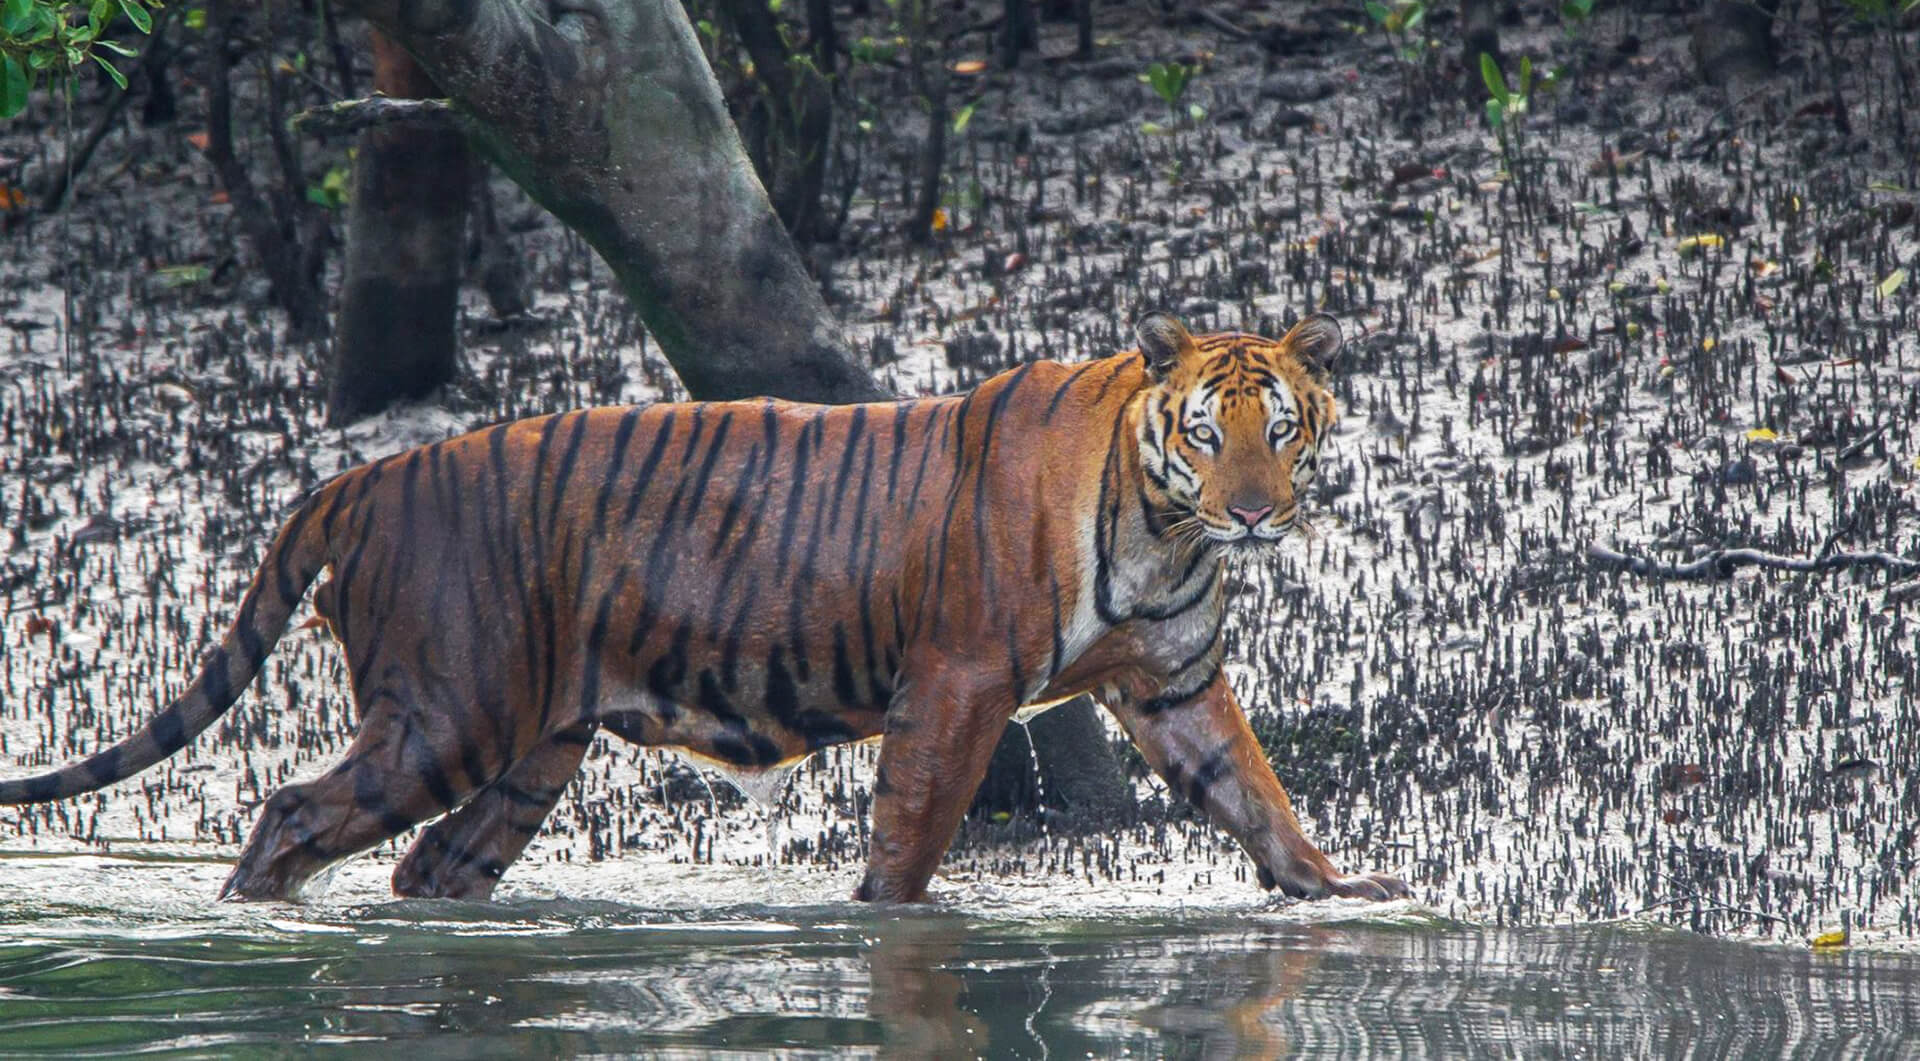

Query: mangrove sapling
(1480, 51), (1559, 223)
(1363, 0), (1426, 64)
(0, 0), (163, 116)
(1142, 59), (1202, 132)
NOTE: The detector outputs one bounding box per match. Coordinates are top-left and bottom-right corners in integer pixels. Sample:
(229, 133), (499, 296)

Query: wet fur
(0, 315), (1406, 905)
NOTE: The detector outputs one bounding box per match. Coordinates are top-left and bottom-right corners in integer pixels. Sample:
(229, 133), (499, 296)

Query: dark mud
(0, 0), (1917, 949)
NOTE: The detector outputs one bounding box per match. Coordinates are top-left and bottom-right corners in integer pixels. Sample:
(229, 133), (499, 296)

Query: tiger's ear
(1135, 312), (1196, 380)
(1282, 313), (1343, 380)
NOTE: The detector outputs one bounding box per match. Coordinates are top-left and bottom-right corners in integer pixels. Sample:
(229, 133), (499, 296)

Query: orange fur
(0, 314), (1405, 904)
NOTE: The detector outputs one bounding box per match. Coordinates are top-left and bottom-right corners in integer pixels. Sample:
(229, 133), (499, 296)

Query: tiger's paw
(1259, 862), (1409, 901)
(1325, 871), (1410, 901)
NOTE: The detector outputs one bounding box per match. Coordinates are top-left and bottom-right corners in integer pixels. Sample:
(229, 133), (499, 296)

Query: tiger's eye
(1189, 424), (1219, 449)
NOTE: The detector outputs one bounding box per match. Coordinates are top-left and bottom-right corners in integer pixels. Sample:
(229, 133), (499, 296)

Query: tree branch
(1588, 543), (1920, 582)
(292, 96), (458, 138)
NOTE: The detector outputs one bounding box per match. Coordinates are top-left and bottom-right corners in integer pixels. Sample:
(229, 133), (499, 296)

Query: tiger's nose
(1228, 503), (1274, 528)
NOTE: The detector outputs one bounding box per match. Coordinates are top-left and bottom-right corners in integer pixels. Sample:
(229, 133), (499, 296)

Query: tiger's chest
(1028, 542), (1227, 716)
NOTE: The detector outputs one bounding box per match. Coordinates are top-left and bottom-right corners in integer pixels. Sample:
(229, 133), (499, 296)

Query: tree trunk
(1691, 0), (1780, 87)
(1460, 0), (1502, 89)
(906, 0), (950, 244)
(973, 696), (1136, 827)
(205, 0), (329, 340)
(1000, 0), (1038, 69)
(714, 0), (836, 243)
(327, 32), (470, 425)
(336, 0), (1126, 828)
(338, 0), (885, 405)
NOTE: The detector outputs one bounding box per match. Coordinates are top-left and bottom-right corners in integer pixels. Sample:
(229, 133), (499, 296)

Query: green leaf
(1485, 97), (1504, 130)
(184, 6), (205, 29)
(93, 52), (127, 89)
(90, 0), (113, 30)
(97, 38), (139, 55)
(1403, 2), (1425, 31)
(1479, 52), (1509, 104)
(1880, 268), (1908, 297)
(951, 101), (975, 133)
(119, 0), (153, 34)
(1364, 1), (1391, 24)
(1518, 55), (1533, 96)
(2, 0), (31, 33)
(1, 53), (27, 119)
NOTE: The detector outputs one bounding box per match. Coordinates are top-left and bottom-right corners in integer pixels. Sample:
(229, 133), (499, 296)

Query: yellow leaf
(931, 208), (948, 232)
(1746, 427), (1778, 442)
(951, 59), (987, 75)
(1702, 337), (1716, 351)
(1677, 234), (1724, 255)
(1880, 268), (1907, 298)
(1811, 929), (1848, 949)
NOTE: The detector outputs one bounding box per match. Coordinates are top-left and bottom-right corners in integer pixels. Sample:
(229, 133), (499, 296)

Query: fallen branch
(1589, 543), (1920, 582)
(1837, 424), (1888, 464)
(291, 95), (459, 138)
(1191, 8), (1253, 41)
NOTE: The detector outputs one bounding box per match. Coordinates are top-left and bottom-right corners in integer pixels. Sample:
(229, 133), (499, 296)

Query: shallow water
(1, 853), (1915, 1057)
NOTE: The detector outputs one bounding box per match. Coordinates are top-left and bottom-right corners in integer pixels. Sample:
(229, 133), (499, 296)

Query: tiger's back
(316, 359), (1115, 786)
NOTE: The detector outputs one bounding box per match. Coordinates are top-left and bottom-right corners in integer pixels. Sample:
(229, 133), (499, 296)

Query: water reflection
(1, 901), (1917, 1056)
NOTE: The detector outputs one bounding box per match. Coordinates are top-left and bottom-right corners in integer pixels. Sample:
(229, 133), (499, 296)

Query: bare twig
(292, 95), (458, 138)
(1589, 543), (1920, 581)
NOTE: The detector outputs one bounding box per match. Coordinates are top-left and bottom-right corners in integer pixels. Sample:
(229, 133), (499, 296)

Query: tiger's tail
(0, 483), (337, 805)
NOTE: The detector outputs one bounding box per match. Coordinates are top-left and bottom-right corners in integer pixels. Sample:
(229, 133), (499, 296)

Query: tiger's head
(1133, 312), (1343, 547)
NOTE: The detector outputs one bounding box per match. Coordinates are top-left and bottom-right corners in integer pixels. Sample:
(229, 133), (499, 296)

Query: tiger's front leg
(1109, 673), (1408, 901)
(854, 663), (1013, 903)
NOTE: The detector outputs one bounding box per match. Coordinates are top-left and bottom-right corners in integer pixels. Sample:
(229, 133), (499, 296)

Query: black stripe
(678, 405), (709, 469)
(151, 705), (189, 753)
(886, 401), (916, 501)
(831, 623), (860, 707)
(773, 412), (818, 579)
(682, 409), (737, 524)
(711, 443), (763, 557)
(546, 410), (591, 537)
(1137, 669), (1220, 716)
(827, 406), (867, 535)
(1044, 361), (1103, 422)
(1178, 744), (1235, 809)
(845, 432), (877, 580)
(624, 408), (678, 525)
(593, 407), (645, 530)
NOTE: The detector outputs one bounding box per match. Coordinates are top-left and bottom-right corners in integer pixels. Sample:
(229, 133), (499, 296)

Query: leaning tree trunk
(338, 0), (885, 404)
(337, 0), (1128, 827)
(327, 31), (470, 425)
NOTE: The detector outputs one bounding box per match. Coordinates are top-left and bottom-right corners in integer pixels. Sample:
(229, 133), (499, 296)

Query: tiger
(0, 312), (1407, 905)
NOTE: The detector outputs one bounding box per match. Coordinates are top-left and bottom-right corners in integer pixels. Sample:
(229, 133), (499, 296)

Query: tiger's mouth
(1197, 510), (1299, 546)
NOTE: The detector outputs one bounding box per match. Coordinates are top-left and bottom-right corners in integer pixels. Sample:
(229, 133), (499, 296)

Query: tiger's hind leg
(391, 723), (597, 900)
(221, 709), (506, 901)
